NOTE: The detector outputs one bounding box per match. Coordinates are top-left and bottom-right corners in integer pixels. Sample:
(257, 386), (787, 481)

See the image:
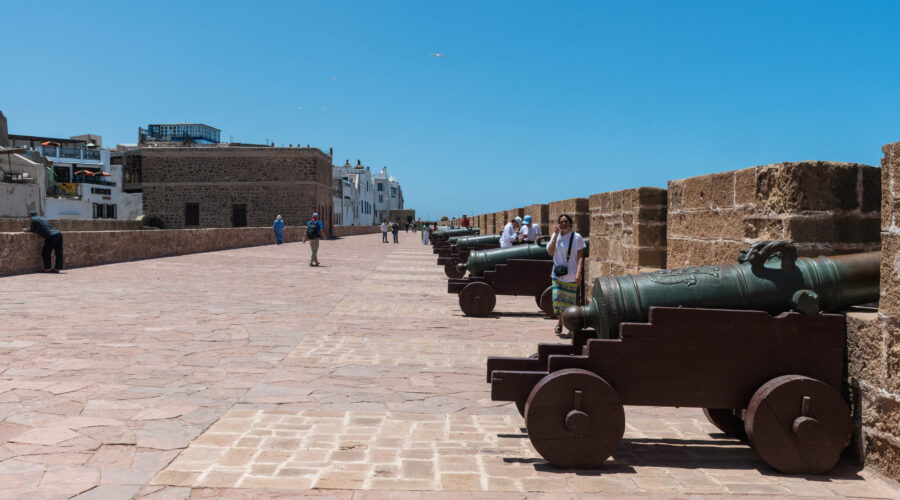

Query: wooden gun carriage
(486, 306), (852, 475)
(448, 259), (556, 317)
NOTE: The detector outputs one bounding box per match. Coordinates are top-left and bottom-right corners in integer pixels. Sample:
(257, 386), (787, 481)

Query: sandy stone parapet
(587, 187), (667, 295)
(549, 197), (590, 237)
(846, 141), (900, 481)
(523, 203), (550, 236)
(0, 217), (142, 232)
(667, 161), (880, 268)
(0, 225), (377, 276)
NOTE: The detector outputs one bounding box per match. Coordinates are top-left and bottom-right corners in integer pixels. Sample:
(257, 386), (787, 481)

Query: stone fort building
(139, 146), (334, 230)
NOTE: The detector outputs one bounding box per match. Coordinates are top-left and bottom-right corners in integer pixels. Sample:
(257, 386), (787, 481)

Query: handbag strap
(564, 231), (574, 263)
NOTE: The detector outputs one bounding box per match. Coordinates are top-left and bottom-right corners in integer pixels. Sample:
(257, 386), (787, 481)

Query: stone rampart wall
(845, 142), (900, 479)
(524, 203), (550, 236)
(549, 198), (590, 237)
(667, 161), (880, 268)
(588, 187), (667, 295)
(0, 218), (143, 232)
(0, 225), (377, 276)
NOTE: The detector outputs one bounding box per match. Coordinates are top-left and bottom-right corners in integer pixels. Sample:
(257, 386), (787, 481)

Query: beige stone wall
(0, 217), (142, 232)
(494, 211), (507, 232)
(587, 187), (667, 294)
(332, 225), (381, 237)
(667, 161), (880, 268)
(524, 203), (550, 236)
(549, 198), (590, 237)
(485, 213), (496, 234)
(141, 147), (334, 230)
(0, 226), (311, 276)
(845, 142), (900, 480)
(505, 207), (524, 224)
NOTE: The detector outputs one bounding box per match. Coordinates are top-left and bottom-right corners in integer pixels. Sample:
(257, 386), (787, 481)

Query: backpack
(306, 221), (320, 239)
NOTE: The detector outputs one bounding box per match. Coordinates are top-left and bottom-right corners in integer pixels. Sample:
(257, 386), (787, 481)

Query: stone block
(887, 322), (900, 395)
(710, 172), (735, 208)
(635, 247), (667, 268)
(847, 312), (884, 387)
(884, 142), (900, 231)
(784, 215), (880, 244)
(859, 379), (900, 436)
(712, 240), (746, 265)
(743, 216), (784, 241)
(879, 233), (900, 318)
(633, 223), (665, 247)
(683, 175), (712, 209)
(666, 237), (691, 268)
(863, 433), (900, 480)
(757, 162), (864, 213)
(734, 167), (757, 206)
(688, 239), (716, 266)
(635, 186), (667, 206)
(667, 179), (685, 211)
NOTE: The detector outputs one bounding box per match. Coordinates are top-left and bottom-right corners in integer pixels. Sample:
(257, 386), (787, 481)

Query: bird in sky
(430, 53), (447, 58)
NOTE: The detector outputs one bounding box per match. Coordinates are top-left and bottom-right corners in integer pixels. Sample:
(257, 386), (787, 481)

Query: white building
(8, 133), (141, 220)
(332, 160), (375, 226)
(373, 167), (404, 223)
(0, 147), (45, 217)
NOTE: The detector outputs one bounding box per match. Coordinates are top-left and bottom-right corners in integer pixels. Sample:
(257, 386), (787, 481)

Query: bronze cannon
(486, 241), (879, 475)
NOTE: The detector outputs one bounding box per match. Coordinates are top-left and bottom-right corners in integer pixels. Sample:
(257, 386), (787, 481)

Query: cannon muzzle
(568, 241), (879, 338)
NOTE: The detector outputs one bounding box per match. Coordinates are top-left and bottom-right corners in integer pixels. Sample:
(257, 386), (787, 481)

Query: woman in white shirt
(499, 217), (521, 248)
(547, 213), (585, 335)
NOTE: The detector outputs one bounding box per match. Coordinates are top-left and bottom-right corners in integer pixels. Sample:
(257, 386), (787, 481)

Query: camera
(554, 265), (568, 276)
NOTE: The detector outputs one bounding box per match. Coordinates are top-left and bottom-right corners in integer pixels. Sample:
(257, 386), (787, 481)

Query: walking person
(302, 212), (326, 266)
(273, 215), (285, 245)
(423, 223), (431, 245)
(22, 210), (63, 273)
(381, 220), (389, 243)
(391, 220), (399, 243)
(547, 213), (585, 335)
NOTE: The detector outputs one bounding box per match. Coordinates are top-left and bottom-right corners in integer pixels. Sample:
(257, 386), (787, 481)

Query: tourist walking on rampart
(423, 223), (431, 245)
(22, 210), (63, 273)
(499, 217), (522, 248)
(381, 220), (389, 243)
(518, 215), (542, 243)
(302, 212), (326, 266)
(547, 213), (585, 335)
(273, 215), (285, 245)
(392, 220), (399, 243)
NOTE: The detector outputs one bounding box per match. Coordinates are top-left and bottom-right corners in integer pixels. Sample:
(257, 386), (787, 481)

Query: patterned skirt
(551, 278), (578, 315)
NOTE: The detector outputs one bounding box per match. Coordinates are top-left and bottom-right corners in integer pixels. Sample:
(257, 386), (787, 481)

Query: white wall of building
(332, 162), (376, 226)
(0, 182), (42, 217)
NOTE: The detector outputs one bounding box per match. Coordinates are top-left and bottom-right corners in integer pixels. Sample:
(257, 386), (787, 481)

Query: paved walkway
(1, 232), (898, 499)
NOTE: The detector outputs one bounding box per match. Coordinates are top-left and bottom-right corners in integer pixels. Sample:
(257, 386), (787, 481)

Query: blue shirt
(273, 219), (285, 233)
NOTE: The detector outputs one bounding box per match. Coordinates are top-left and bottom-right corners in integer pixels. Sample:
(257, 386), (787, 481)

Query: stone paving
(1, 232), (899, 499)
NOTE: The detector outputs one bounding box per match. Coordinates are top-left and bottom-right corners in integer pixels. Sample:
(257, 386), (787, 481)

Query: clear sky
(2, 1), (898, 221)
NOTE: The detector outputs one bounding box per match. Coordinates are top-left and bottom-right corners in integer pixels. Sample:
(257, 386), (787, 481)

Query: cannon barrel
(449, 234), (501, 251)
(432, 228), (480, 241)
(458, 236), (589, 277)
(563, 241), (880, 337)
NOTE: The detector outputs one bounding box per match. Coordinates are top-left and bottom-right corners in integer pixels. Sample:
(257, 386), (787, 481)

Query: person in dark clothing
(391, 221), (399, 243)
(22, 211), (63, 272)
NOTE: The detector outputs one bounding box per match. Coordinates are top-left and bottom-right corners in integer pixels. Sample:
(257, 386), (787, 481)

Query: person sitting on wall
(518, 215), (542, 243)
(22, 210), (63, 273)
(499, 216), (522, 248)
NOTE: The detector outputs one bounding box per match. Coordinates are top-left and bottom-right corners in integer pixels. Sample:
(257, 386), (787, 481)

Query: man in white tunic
(499, 217), (522, 248)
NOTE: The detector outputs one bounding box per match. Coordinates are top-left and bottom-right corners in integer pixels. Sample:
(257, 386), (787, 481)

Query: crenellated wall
(549, 197), (590, 237)
(524, 203), (550, 236)
(667, 161), (880, 268)
(587, 187), (667, 295)
(0, 225), (379, 276)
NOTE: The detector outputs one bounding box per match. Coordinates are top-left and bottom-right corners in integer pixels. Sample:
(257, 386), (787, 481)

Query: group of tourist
(380, 220), (401, 243)
(499, 214), (544, 248)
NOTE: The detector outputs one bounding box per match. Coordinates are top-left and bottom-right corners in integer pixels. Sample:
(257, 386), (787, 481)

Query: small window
(379, 195), (383, 203)
(232, 204), (247, 227)
(378, 184), (384, 191)
(185, 203), (200, 226)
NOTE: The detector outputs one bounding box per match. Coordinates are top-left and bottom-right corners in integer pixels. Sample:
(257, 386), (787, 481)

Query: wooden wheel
(444, 257), (466, 279)
(745, 375), (851, 475)
(703, 408), (746, 440)
(458, 282), (496, 317)
(539, 286), (554, 317)
(524, 368), (624, 469)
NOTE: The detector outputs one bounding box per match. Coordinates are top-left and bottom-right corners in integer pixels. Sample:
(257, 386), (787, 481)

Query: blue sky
(2, 1), (898, 220)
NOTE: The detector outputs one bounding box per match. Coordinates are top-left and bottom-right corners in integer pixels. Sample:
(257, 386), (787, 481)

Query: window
(391, 187), (397, 198)
(377, 183), (384, 191)
(185, 203), (200, 226)
(379, 195), (383, 203)
(232, 204), (247, 227)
